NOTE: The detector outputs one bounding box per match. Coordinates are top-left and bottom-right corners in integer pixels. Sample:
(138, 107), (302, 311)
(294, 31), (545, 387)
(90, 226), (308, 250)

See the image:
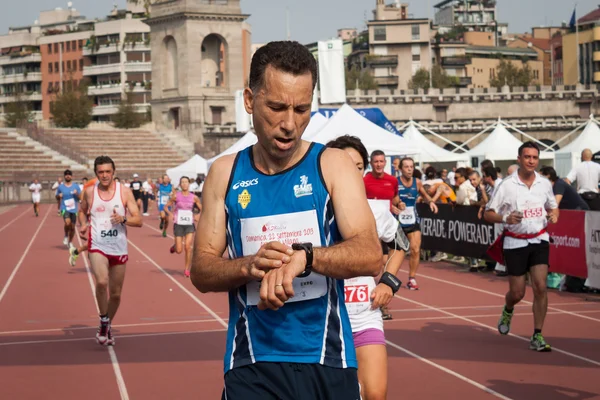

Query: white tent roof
(556, 119), (600, 155)
(207, 113), (329, 167)
(466, 123), (554, 161)
(402, 122), (469, 163)
(307, 104), (420, 156)
(166, 154), (208, 184)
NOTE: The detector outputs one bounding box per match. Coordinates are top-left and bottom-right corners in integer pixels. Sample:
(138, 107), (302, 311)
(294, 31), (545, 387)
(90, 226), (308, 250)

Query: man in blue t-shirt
(158, 174), (173, 237)
(57, 169), (81, 249)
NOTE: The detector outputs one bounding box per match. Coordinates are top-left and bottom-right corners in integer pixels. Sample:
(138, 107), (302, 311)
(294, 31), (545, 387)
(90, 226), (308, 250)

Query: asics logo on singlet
(233, 178), (258, 190)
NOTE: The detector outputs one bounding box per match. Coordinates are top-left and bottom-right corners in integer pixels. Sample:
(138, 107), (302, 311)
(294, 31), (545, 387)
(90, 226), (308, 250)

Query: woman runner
(166, 176), (202, 277)
(327, 135), (408, 400)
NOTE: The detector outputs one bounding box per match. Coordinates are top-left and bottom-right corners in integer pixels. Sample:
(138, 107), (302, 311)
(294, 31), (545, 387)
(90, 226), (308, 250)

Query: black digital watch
(292, 242), (313, 278)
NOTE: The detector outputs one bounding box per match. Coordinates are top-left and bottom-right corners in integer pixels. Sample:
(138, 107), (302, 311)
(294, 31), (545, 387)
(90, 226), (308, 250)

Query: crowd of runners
(24, 41), (568, 400)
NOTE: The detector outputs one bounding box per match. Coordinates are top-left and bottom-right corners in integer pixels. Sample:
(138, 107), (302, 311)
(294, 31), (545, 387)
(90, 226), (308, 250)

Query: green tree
(408, 65), (459, 90)
(489, 59), (535, 88)
(345, 66), (378, 90)
(50, 80), (93, 128)
(113, 90), (143, 129)
(4, 92), (33, 128)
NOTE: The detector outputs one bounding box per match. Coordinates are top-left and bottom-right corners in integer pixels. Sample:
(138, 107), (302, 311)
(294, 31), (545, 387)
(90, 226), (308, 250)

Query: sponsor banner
(417, 204), (496, 259)
(585, 211), (600, 289)
(547, 210), (587, 278)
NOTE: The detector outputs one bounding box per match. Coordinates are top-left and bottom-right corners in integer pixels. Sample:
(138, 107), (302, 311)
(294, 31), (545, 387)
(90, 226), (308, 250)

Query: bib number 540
(100, 229), (118, 238)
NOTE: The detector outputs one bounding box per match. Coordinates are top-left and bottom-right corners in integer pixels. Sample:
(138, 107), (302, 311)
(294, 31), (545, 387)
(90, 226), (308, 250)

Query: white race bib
(64, 198), (76, 211)
(97, 218), (120, 244)
(241, 210), (326, 306)
(399, 206), (416, 225)
(160, 195), (169, 205)
(517, 197), (545, 226)
(177, 210), (194, 225)
(132, 183), (140, 190)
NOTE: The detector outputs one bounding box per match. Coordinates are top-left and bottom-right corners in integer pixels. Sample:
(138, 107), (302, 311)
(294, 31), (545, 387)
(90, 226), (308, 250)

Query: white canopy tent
(554, 116), (600, 177)
(207, 113), (329, 168)
(459, 119), (555, 172)
(307, 104), (420, 157)
(166, 154), (208, 185)
(398, 121), (469, 165)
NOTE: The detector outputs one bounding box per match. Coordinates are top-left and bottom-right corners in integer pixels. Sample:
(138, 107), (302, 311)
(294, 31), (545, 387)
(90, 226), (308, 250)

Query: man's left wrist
(292, 242), (313, 278)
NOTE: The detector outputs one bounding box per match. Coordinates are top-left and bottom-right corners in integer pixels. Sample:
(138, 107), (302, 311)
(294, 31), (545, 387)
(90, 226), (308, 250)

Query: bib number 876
(100, 229), (118, 238)
(344, 285), (368, 303)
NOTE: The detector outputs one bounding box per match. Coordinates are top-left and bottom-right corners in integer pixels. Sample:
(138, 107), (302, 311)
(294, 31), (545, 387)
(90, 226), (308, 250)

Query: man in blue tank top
(393, 157), (438, 290)
(191, 41), (382, 400)
(158, 174), (173, 237)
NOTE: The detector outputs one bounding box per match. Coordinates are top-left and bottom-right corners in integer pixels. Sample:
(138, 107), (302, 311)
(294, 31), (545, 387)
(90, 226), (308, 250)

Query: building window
(66, 41), (71, 52)
(54, 43), (58, 53)
(411, 44), (421, 62)
(48, 63), (53, 74)
(78, 40), (83, 49)
(411, 24), (420, 40)
(48, 44), (52, 54)
(54, 62), (59, 72)
(66, 60), (71, 71)
(374, 26), (386, 41)
(73, 61), (77, 72)
(211, 106), (224, 125)
(79, 59), (84, 70)
(72, 40), (77, 51)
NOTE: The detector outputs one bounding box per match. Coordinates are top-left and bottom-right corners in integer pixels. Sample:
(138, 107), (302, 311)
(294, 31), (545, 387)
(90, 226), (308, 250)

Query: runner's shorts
(174, 223), (195, 237)
(503, 241), (550, 277)
(63, 211), (77, 223)
(222, 362), (359, 400)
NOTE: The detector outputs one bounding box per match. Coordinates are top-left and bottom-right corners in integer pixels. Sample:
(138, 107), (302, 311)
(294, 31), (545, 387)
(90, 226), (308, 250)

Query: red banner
(548, 210), (587, 278)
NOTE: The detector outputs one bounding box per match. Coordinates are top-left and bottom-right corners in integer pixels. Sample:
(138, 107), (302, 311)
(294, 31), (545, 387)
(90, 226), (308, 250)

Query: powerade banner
(312, 108), (400, 135)
(417, 203), (496, 260)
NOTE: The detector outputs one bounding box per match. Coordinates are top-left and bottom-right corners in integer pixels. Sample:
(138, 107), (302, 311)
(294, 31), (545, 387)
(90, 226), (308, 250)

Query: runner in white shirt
(327, 135), (407, 400)
(565, 148), (600, 210)
(52, 177), (63, 215)
(78, 156), (142, 346)
(485, 142), (559, 352)
(29, 178), (42, 217)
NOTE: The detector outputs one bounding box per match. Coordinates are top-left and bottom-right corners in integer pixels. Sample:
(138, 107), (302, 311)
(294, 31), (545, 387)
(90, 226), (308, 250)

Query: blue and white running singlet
(398, 176), (420, 227)
(223, 143), (357, 373)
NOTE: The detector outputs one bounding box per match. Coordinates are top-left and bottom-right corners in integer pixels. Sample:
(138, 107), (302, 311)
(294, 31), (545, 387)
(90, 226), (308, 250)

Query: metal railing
(23, 124), (91, 167)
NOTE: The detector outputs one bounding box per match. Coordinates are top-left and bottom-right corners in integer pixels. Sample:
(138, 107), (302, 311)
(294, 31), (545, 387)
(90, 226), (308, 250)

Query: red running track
(0, 204), (599, 399)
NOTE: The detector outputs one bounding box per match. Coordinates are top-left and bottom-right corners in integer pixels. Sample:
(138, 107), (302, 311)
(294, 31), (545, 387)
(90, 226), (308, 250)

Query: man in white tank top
(78, 156), (143, 346)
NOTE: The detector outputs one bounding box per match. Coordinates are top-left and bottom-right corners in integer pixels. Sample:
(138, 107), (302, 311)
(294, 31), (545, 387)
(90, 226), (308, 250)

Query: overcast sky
(0, 0), (596, 44)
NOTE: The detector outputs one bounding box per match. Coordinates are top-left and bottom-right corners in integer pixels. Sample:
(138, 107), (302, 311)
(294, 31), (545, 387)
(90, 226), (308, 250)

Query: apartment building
(466, 46), (542, 88)
(550, 33), (564, 86)
(507, 35), (551, 85)
(560, 6), (600, 85)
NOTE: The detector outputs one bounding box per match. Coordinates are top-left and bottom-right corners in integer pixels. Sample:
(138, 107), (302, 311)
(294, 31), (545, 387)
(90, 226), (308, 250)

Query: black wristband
(379, 272), (401, 294)
(292, 242), (313, 278)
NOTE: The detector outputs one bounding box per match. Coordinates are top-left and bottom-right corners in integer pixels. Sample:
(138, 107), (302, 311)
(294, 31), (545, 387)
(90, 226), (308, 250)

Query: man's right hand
(244, 241), (293, 281)
(506, 211), (523, 225)
(79, 224), (88, 240)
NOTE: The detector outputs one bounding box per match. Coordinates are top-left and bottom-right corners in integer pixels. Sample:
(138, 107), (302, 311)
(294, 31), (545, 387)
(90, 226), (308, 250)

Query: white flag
(318, 39), (346, 104)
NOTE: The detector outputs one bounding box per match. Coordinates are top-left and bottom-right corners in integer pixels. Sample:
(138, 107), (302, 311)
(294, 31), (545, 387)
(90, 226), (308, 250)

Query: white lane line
(0, 207), (30, 234)
(383, 310), (600, 324)
(0, 206), (50, 304)
(401, 268), (600, 323)
(387, 302), (594, 313)
(0, 328), (227, 347)
(385, 340), (513, 400)
(77, 235), (129, 400)
(394, 294), (600, 367)
(127, 238), (228, 329)
(0, 318), (229, 336)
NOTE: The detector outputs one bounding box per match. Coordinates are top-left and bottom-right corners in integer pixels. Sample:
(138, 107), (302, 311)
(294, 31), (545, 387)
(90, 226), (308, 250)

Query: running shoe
(497, 306), (513, 335)
(69, 247), (79, 267)
(35, 211), (38, 217)
(159, 219), (164, 230)
(106, 326), (115, 346)
(62, 236), (69, 246)
(431, 252), (448, 262)
(184, 269), (191, 278)
(381, 306), (393, 320)
(530, 333), (551, 352)
(162, 230), (167, 238)
(407, 278), (419, 290)
(169, 245), (176, 254)
(96, 319), (110, 345)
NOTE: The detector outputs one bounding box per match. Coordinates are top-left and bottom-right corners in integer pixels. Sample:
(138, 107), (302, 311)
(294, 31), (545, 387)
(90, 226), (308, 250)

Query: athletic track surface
(0, 204), (599, 399)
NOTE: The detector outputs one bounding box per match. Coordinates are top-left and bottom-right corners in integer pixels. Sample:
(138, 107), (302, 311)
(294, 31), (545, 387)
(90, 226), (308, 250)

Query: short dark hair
(413, 168), (422, 179)
(482, 166), (497, 181)
(400, 157), (414, 169)
(469, 170), (480, 178)
(455, 167), (468, 179)
(540, 166), (558, 182)
(370, 150), (385, 160)
(495, 166), (502, 174)
(326, 135), (369, 169)
(94, 155), (115, 172)
(249, 41), (318, 93)
(425, 166), (437, 180)
(180, 176), (190, 184)
(518, 141), (540, 156)
(480, 159), (494, 170)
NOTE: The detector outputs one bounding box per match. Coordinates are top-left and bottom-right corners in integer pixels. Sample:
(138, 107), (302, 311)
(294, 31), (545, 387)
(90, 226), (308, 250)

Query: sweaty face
(180, 179), (190, 191)
(64, 174), (72, 183)
(245, 66), (313, 160)
(344, 147), (365, 176)
(401, 160), (414, 179)
(95, 164), (115, 187)
(370, 155), (386, 174)
(518, 148), (540, 174)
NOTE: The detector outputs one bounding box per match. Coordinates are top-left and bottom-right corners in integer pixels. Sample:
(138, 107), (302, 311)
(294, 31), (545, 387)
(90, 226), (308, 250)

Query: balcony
(0, 92), (43, 104)
(0, 72), (42, 84)
(366, 55), (398, 67)
(82, 46), (120, 56)
(88, 84), (123, 96)
(0, 53), (42, 66)
(458, 76), (472, 86)
(83, 63), (121, 76)
(442, 57), (470, 66)
(92, 103), (150, 116)
(124, 62), (152, 73)
(374, 75), (399, 87)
